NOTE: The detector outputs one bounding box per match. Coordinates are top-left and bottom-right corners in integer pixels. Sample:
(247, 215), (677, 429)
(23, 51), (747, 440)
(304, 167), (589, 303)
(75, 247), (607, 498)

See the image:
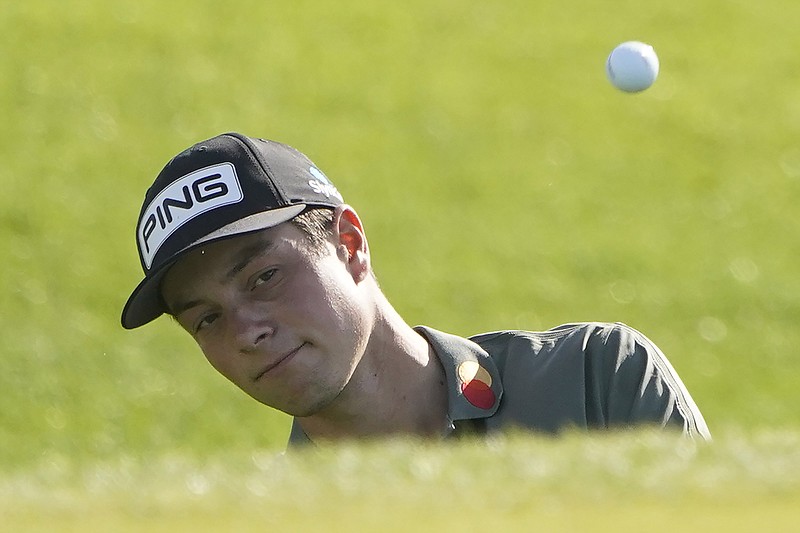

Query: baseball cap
(121, 132), (344, 329)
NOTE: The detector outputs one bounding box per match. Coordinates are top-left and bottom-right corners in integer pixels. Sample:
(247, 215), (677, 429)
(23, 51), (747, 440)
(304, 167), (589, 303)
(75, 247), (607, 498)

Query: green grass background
(2, 0), (799, 529)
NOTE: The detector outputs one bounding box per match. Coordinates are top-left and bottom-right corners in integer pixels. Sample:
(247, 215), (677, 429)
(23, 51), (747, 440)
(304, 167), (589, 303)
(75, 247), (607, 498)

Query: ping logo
(138, 162), (244, 268)
(308, 166), (343, 201)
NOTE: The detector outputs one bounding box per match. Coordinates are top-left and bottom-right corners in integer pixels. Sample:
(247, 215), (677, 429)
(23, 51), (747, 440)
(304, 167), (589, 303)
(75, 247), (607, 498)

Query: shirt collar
(414, 326), (503, 423)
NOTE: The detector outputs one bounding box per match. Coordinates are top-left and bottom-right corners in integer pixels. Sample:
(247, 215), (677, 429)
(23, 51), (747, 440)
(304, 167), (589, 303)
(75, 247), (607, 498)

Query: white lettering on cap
(308, 166), (343, 201)
(138, 162), (244, 268)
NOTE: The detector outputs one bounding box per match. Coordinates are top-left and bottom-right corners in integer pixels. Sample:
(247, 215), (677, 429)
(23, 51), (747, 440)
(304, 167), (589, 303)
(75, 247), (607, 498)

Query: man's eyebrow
(169, 297), (202, 317)
(225, 238), (276, 282)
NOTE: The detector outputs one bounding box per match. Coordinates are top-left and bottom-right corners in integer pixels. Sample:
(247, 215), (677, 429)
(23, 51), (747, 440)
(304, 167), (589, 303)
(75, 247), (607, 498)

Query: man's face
(160, 222), (373, 416)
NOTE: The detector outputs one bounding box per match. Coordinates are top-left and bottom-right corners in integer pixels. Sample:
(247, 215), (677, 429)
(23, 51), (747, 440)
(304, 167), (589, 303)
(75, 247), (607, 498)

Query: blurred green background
(2, 0), (799, 475)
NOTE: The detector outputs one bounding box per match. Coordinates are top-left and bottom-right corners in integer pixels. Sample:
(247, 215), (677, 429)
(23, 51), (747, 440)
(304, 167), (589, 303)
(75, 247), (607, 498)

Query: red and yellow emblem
(457, 361), (496, 409)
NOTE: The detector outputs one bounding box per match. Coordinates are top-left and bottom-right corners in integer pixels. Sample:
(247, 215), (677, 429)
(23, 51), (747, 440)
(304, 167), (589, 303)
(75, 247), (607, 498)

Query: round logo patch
(457, 361), (496, 410)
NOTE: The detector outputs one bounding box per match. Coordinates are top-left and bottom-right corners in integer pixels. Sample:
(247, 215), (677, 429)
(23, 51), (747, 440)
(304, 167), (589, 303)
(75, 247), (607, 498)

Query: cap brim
(121, 204), (307, 329)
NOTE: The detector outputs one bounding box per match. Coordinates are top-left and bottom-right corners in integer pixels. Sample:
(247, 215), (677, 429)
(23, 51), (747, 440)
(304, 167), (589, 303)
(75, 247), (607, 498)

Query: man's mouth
(254, 343), (306, 381)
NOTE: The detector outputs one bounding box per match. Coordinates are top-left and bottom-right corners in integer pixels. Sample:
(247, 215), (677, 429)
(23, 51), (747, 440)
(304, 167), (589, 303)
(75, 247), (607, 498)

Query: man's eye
(194, 313), (219, 333)
(252, 268), (277, 289)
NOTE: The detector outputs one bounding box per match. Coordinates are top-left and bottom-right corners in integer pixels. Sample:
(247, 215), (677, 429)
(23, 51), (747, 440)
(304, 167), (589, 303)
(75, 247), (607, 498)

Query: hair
(289, 207), (336, 251)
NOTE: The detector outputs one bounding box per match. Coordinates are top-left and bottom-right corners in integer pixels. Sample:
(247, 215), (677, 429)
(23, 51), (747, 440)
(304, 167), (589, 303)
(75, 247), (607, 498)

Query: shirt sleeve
(582, 323), (711, 440)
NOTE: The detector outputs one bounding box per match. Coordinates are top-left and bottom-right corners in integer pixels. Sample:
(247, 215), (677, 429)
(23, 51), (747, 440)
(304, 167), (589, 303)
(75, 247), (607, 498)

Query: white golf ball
(606, 41), (659, 93)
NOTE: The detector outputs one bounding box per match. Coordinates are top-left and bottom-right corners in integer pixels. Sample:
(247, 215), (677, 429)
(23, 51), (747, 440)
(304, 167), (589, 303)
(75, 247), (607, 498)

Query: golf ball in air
(606, 41), (659, 93)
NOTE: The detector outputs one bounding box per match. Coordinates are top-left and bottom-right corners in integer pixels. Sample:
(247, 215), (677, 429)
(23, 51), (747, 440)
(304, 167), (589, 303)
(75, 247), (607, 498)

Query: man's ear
(332, 205), (370, 282)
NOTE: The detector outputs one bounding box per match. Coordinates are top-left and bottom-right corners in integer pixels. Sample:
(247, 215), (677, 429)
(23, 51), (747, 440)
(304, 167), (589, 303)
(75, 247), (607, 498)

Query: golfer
(122, 132), (711, 444)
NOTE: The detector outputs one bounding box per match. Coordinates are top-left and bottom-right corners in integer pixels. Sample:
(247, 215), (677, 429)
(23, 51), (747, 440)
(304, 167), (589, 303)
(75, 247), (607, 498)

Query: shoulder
(542, 322), (673, 379)
(469, 322), (673, 389)
(469, 322), (647, 355)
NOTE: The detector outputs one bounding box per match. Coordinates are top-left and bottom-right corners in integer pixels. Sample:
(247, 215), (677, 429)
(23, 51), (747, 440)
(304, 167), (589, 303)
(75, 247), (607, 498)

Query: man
(121, 132), (711, 445)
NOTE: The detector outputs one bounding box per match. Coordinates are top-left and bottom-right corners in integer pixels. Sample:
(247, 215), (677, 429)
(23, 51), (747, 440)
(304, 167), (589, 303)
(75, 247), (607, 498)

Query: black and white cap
(121, 132), (344, 329)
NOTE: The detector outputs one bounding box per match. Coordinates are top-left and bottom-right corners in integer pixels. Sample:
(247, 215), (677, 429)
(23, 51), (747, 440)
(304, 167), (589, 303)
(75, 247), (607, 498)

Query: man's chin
(261, 388), (345, 418)
(286, 396), (338, 418)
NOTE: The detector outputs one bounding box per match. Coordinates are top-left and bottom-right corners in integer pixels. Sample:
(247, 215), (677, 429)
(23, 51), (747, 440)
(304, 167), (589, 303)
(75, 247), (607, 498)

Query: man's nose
(230, 306), (275, 353)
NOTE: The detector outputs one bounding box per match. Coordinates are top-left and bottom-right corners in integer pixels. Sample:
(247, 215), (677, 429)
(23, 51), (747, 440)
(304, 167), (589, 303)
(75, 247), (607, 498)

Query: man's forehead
(182, 227), (286, 272)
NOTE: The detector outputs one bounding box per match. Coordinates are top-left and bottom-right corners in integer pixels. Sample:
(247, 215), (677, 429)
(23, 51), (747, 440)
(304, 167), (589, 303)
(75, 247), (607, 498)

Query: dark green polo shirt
(288, 322), (710, 445)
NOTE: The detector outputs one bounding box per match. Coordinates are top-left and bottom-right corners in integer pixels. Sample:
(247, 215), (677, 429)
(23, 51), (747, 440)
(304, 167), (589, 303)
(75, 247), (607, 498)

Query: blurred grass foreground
(4, 431), (800, 532)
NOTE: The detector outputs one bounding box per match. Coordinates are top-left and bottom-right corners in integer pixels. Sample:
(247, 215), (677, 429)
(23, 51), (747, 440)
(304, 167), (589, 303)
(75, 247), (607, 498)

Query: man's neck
(296, 300), (449, 441)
